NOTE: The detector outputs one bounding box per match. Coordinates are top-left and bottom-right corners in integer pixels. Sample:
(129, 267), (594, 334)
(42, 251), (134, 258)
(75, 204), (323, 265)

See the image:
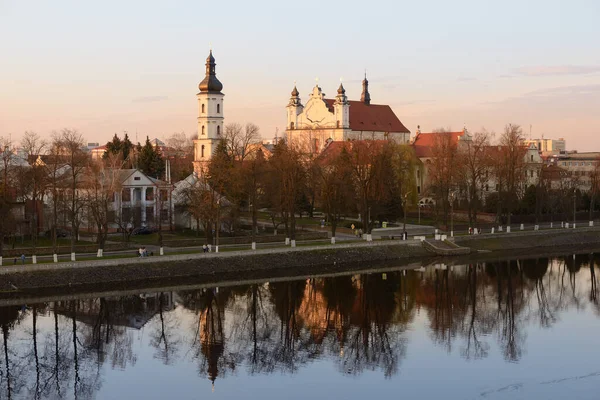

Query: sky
(1, 0), (599, 150)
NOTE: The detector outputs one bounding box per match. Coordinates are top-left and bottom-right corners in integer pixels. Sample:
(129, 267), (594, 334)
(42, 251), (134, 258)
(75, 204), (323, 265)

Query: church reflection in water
(0, 254), (599, 398)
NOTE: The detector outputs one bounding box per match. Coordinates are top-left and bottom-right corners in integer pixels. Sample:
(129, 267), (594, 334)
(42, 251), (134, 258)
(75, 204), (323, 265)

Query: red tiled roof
(412, 130), (466, 158)
(324, 99), (410, 133)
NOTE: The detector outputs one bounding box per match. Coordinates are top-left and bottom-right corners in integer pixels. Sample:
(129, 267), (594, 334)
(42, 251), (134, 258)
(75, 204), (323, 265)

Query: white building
(285, 76), (411, 154)
(523, 137), (566, 155)
(193, 50), (224, 175)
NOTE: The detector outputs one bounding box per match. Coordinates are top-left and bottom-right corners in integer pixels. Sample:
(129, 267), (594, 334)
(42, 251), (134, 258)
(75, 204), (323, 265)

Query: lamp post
(449, 191), (456, 237)
(215, 198), (221, 252)
(418, 203), (421, 225)
(573, 188), (576, 229)
(403, 191), (412, 240)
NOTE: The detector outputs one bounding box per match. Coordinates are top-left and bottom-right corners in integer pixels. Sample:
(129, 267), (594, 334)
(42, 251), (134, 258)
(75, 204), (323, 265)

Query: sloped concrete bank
(453, 227), (600, 252)
(0, 241), (431, 296)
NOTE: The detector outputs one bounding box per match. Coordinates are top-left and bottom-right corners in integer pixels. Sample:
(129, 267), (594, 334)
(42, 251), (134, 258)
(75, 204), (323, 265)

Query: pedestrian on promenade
(202, 244), (208, 253)
(20, 254), (25, 265)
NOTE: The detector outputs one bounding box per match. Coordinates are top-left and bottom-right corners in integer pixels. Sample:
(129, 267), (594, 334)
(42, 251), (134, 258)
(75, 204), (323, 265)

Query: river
(1, 253), (599, 399)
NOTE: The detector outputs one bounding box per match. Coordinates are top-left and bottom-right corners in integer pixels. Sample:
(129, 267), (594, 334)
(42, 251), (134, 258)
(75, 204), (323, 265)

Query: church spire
(360, 72), (371, 105)
(198, 50), (223, 93)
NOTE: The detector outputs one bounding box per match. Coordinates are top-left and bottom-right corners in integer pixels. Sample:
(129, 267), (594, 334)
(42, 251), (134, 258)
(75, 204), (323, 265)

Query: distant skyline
(1, 0), (599, 150)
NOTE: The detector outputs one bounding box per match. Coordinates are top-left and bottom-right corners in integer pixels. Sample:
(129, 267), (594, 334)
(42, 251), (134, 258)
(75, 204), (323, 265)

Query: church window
(201, 145), (205, 158)
(217, 125), (221, 135)
(217, 104), (220, 113)
(202, 126), (205, 135)
(336, 121), (340, 128)
(290, 122), (295, 129)
(202, 104), (205, 113)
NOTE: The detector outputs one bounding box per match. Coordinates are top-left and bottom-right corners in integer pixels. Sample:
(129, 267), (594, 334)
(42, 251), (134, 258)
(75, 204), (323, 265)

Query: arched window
(217, 125), (221, 135)
(336, 121), (340, 128)
(217, 104), (220, 113)
(201, 126), (205, 135)
(290, 122), (295, 129)
(201, 145), (205, 158)
(202, 104), (205, 113)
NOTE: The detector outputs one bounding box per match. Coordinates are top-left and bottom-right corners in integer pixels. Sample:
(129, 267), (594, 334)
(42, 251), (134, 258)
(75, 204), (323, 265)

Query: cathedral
(192, 50), (412, 169)
(285, 76), (411, 154)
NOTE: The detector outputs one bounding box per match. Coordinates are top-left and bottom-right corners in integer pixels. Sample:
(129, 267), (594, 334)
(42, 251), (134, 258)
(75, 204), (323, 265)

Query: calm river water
(1, 254), (600, 399)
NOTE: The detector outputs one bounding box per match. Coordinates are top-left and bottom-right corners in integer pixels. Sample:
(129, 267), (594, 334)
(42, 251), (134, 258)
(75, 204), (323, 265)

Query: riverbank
(1, 227), (600, 297)
(0, 241), (430, 296)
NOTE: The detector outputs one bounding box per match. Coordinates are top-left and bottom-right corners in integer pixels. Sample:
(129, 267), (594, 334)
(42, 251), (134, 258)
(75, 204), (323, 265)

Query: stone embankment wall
(0, 241), (430, 292)
(453, 227), (600, 251)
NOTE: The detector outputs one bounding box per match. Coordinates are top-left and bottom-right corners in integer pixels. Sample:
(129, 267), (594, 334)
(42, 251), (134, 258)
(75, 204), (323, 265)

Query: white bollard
(331, 237), (336, 244)
(520, 223), (524, 230)
(566, 222), (569, 229)
(491, 227), (495, 234)
(590, 221), (594, 227)
(251, 242), (256, 250)
(561, 221), (564, 228)
(215, 246), (219, 253)
(291, 240), (296, 247)
(550, 222), (553, 228)
(506, 226), (511, 233)
(451, 231), (454, 237)
(0, 256), (2, 266)
(53, 254), (58, 263)
(71, 252), (76, 261)
(160, 247), (164, 255)
(499, 226), (503, 232)
(285, 238), (290, 245)
(573, 223), (576, 229)
(366, 234), (373, 242)
(97, 249), (103, 258)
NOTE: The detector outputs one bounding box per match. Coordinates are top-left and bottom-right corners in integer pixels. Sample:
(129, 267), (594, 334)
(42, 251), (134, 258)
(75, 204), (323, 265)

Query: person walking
(20, 254), (25, 265)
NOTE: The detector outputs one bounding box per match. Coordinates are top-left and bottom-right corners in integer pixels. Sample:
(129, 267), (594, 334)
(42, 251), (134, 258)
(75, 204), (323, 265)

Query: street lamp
(449, 191), (456, 237)
(573, 188), (577, 229)
(402, 191), (411, 240)
(216, 198), (221, 252)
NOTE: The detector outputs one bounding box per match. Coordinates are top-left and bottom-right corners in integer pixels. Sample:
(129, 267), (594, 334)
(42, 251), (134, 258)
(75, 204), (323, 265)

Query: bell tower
(193, 50), (224, 175)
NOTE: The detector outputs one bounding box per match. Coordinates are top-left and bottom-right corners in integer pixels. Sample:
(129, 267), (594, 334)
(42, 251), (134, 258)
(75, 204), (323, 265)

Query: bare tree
(223, 123), (261, 161)
(499, 124), (527, 226)
(57, 129), (89, 260)
(84, 156), (122, 256)
(428, 130), (459, 228)
(0, 137), (17, 263)
(20, 132), (47, 262)
(456, 130), (491, 228)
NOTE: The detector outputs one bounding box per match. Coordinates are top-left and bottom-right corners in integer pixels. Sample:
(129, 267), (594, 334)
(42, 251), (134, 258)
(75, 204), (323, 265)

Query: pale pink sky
(1, 0), (599, 150)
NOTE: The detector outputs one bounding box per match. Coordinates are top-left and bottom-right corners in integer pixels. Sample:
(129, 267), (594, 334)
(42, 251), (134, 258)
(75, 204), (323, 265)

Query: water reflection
(1, 254), (600, 398)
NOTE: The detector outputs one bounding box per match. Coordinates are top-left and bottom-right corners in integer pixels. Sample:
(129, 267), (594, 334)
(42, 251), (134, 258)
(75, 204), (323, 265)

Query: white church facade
(285, 76), (411, 154)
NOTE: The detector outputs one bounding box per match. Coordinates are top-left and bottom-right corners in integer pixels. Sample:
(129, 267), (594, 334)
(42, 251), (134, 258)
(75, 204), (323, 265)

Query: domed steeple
(360, 72), (371, 105)
(288, 83), (302, 107)
(334, 81), (348, 105)
(198, 50), (223, 93)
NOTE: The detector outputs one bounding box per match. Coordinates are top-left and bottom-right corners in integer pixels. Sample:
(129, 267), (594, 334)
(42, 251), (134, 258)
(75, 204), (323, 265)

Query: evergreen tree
(122, 133), (134, 167)
(137, 136), (165, 178)
(103, 134), (122, 160)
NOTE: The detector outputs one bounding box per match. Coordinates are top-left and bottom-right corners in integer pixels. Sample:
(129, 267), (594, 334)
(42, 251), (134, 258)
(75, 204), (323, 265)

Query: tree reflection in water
(0, 254), (599, 397)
